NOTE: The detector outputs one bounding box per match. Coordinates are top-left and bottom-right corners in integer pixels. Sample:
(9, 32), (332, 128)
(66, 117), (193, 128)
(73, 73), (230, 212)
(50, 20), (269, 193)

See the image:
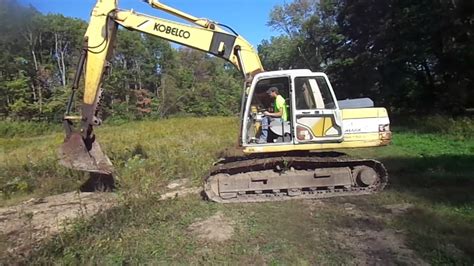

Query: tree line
(0, 0), (242, 121)
(260, 0), (473, 114)
(1, 0), (472, 122)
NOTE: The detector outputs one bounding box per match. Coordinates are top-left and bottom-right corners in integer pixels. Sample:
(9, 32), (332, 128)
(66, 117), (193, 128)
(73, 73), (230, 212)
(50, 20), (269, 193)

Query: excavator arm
(59, 0), (263, 174)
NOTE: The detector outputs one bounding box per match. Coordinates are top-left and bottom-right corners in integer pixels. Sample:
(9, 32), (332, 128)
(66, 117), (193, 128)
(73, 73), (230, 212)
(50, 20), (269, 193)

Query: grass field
(1, 116), (473, 264)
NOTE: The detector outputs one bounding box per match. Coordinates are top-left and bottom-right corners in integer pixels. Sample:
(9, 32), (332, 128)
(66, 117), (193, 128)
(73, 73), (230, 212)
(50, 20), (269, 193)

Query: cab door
(292, 74), (344, 143)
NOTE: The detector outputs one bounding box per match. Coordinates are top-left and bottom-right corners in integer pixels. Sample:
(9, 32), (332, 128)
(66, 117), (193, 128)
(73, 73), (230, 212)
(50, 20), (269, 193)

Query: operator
(257, 87), (288, 144)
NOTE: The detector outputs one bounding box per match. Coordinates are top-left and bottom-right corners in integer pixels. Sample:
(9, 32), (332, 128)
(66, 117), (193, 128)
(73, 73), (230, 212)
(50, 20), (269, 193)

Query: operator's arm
(264, 110), (283, 118)
(264, 96), (285, 118)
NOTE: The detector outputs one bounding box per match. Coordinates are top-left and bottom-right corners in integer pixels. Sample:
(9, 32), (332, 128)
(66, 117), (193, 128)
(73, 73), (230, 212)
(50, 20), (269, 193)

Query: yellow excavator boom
(59, 0), (263, 174)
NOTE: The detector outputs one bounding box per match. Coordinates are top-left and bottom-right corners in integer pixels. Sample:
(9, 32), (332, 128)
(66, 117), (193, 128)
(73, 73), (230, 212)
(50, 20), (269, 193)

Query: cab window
(253, 77), (290, 108)
(294, 76), (336, 109)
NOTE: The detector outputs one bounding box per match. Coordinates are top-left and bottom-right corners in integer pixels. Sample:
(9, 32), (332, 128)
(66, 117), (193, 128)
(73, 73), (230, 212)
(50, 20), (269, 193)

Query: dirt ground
(334, 202), (428, 265)
(0, 191), (118, 259)
(183, 198), (428, 265)
(0, 178), (197, 261)
(1, 180), (427, 264)
(188, 211), (235, 242)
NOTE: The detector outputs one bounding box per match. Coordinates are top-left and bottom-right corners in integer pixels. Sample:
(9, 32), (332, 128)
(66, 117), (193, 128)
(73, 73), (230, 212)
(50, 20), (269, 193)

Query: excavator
(59, 0), (392, 203)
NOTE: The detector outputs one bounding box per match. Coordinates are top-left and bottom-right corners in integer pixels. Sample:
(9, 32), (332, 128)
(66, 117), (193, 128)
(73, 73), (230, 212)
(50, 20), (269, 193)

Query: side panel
(295, 113), (342, 140)
(342, 108), (390, 142)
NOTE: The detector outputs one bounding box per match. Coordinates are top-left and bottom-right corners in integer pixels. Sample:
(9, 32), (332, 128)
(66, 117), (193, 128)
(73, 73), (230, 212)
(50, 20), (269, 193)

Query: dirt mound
(188, 211), (235, 242)
(0, 178), (201, 262)
(0, 192), (117, 259)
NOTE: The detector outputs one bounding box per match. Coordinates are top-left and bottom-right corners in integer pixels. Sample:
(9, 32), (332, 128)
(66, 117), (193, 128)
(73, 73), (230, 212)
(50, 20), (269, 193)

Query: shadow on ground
(381, 155), (474, 206)
(379, 155), (474, 264)
(397, 206), (474, 264)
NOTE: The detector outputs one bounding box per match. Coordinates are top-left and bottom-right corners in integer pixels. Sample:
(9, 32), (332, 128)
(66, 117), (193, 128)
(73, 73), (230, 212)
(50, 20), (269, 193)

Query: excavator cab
(242, 70), (343, 148)
(244, 75), (291, 144)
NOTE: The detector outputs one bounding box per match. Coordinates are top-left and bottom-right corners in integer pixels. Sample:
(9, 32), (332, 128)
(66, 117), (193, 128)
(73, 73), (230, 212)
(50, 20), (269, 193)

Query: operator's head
(266, 87), (279, 98)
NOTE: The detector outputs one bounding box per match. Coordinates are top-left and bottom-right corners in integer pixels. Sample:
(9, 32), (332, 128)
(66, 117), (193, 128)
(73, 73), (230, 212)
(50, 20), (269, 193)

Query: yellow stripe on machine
(243, 132), (387, 154)
(342, 108), (388, 119)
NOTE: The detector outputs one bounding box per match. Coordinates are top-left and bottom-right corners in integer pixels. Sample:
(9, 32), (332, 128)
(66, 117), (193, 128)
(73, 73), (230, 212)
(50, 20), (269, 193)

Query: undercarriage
(204, 153), (388, 203)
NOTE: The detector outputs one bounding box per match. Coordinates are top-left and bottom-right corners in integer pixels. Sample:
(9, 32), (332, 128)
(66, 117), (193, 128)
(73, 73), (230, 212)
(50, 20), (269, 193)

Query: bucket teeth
(59, 132), (113, 174)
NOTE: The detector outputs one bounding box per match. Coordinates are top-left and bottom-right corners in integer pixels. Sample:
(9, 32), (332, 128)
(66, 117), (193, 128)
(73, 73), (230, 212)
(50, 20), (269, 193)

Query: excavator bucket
(59, 132), (114, 174)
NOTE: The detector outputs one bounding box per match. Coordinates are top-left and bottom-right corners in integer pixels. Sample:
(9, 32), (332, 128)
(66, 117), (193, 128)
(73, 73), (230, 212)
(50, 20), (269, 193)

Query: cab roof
(254, 69), (327, 80)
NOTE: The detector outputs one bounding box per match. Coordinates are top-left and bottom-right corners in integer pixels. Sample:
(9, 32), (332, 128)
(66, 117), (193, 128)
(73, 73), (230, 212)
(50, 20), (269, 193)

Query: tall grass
(0, 117), (238, 202)
(0, 120), (62, 138)
(2, 115), (473, 202)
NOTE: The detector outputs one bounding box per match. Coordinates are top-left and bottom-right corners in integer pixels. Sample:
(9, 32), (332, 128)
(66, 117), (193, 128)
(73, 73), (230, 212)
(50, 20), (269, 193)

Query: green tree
(0, 0), (87, 120)
(0, 0), (250, 121)
(264, 0), (474, 114)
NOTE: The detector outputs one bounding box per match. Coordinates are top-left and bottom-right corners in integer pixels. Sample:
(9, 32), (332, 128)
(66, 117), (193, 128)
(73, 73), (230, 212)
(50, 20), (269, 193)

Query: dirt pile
(0, 178), (201, 261)
(0, 192), (117, 259)
(188, 211), (235, 242)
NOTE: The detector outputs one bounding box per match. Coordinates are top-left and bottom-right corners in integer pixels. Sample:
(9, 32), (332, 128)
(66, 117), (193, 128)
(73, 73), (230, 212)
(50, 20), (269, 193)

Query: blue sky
(18, 0), (286, 48)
